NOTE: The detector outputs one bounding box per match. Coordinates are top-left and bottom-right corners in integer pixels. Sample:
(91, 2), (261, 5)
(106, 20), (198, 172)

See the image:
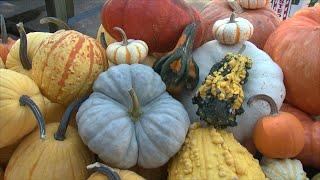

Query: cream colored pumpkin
(212, 13), (254, 45)
(0, 58), (4, 69)
(106, 27), (148, 65)
(238, 0), (269, 9)
(261, 157), (308, 180)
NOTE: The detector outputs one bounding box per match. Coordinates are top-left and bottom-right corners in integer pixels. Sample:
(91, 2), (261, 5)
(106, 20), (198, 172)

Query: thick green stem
(247, 94), (279, 115)
(100, 32), (108, 49)
(87, 162), (121, 180)
(19, 95), (46, 139)
(128, 89), (141, 120)
(0, 14), (8, 43)
(40, 17), (71, 30)
(228, 0), (244, 13)
(16, 22), (32, 70)
(54, 96), (88, 141)
(113, 27), (128, 46)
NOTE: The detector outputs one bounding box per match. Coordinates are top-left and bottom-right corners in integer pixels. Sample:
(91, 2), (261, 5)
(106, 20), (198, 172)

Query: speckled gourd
(168, 123), (265, 179)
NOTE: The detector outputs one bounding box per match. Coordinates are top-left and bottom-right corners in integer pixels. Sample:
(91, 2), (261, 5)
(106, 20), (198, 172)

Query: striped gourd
(238, 0), (268, 9)
(106, 27), (148, 65)
(32, 30), (108, 105)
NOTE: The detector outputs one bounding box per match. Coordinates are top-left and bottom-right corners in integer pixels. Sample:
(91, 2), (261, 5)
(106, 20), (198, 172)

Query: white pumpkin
(76, 64), (190, 169)
(238, 0), (269, 9)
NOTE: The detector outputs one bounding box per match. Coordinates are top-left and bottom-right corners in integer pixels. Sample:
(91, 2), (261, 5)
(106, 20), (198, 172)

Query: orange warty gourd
(249, 95), (305, 158)
(281, 103), (320, 170)
(0, 15), (15, 64)
(264, 4), (320, 115)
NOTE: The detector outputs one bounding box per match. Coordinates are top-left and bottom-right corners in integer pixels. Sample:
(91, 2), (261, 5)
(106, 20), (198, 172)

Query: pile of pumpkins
(0, 0), (319, 179)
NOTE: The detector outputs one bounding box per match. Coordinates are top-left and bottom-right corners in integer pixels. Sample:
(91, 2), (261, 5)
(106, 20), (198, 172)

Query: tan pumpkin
(0, 69), (45, 148)
(96, 25), (117, 48)
(238, 0), (269, 9)
(0, 142), (19, 167)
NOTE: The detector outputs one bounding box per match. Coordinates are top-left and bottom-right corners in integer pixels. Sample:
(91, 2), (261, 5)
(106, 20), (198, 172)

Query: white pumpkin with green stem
(179, 14), (285, 142)
(76, 64), (190, 169)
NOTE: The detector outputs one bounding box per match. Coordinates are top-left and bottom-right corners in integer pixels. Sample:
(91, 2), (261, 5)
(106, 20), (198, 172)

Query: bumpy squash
(0, 15), (15, 63)
(168, 123), (265, 179)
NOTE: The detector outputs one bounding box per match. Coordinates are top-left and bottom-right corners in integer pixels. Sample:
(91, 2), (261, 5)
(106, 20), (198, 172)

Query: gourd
(0, 142), (19, 166)
(0, 69), (45, 148)
(238, 0), (269, 9)
(5, 98), (94, 180)
(201, 0), (281, 49)
(96, 24), (116, 48)
(87, 162), (145, 180)
(153, 23), (199, 96)
(249, 95), (305, 158)
(260, 157), (308, 180)
(168, 123), (265, 179)
(106, 27), (148, 65)
(0, 15), (15, 63)
(32, 17), (108, 105)
(179, 16), (285, 142)
(101, 0), (203, 53)
(264, 4), (320, 115)
(281, 103), (320, 170)
(77, 64), (190, 169)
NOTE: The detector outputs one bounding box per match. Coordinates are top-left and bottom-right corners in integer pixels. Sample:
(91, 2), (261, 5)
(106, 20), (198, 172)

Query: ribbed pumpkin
(101, 0), (203, 53)
(0, 142), (19, 167)
(264, 4), (320, 115)
(168, 123), (265, 179)
(201, 0), (281, 49)
(0, 69), (45, 148)
(5, 98), (94, 180)
(0, 15), (15, 64)
(96, 24), (116, 48)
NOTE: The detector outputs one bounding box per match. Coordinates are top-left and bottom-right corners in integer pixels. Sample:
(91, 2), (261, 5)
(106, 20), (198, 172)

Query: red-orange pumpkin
(281, 103), (320, 170)
(201, 0), (280, 49)
(101, 0), (203, 53)
(264, 4), (320, 115)
(0, 15), (15, 64)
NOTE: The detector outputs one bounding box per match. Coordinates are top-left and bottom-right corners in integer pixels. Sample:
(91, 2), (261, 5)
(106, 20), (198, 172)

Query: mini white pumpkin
(238, 0), (269, 9)
(106, 27), (148, 65)
(212, 13), (253, 45)
(76, 64), (190, 169)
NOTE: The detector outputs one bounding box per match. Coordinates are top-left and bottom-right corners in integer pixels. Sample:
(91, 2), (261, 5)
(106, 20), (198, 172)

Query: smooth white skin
(179, 40), (286, 142)
(77, 64), (190, 169)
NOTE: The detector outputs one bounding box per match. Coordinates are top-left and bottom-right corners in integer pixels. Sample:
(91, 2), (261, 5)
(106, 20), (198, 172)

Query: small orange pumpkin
(249, 94), (305, 159)
(0, 15), (15, 64)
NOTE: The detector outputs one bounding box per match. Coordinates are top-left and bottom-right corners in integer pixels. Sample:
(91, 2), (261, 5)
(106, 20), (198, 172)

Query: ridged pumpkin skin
(0, 142), (19, 167)
(201, 0), (280, 49)
(6, 32), (52, 77)
(101, 0), (203, 53)
(5, 123), (94, 180)
(264, 4), (320, 115)
(88, 169), (145, 180)
(261, 157), (308, 180)
(32, 30), (108, 105)
(0, 69), (45, 148)
(168, 123), (265, 179)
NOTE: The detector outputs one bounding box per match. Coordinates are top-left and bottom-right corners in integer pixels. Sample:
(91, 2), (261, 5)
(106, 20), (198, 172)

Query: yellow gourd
(168, 123), (265, 179)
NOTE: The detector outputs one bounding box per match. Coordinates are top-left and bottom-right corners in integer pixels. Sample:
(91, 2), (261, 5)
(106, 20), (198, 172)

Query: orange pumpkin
(281, 103), (320, 170)
(0, 15), (15, 64)
(201, 0), (281, 49)
(249, 95), (305, 158)
(264, 4), (320, 115)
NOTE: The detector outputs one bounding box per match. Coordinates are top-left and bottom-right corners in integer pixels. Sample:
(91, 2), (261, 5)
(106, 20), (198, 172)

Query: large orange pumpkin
(281, 103), (320, 170)
(101, 0), (203, 53)
(201, 0), (281, 49)
(264, 4), (320, 115)
(0, 15), (15, 64)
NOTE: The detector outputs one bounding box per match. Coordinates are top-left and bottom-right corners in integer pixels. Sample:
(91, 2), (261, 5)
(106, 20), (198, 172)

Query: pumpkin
(87, 162), (145, 180)
(77, 64), (190, 169)
(43, 97), (66, 124)
(0, 142), (19, 167)
(168, 123), (265, 179)
(97, 24), (117, 48)
(201, 0), (281, 49)
(281, 103), (320, 170)
(179, 17), (285, 142)
(264, 4), (320, 115)
(0, 58), (4, 69)
(212, 13), (254, 45)
(238, 0), (269, 9)
(0, 69), (45, 148)
(153, 23), (199, 96)
(6, 22), (52, 77)
(260, 157), (308, 180)
(101, 0), (203, 53)
(31, 17), (108, 105)
(106, 27), (148, 65)
(249, 95), (305, 158)
(0, 15), (15, 63)
(129, 164), (168, 180)
(5, 98), (94, 180)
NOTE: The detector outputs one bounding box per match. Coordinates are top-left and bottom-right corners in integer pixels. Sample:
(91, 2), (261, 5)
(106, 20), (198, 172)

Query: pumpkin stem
(113, 27), (128, 46)
(16, 22), (32, 70)
(128, 88), (141, 120)
(228, 0), (244, 13)
(100, 32), (108, 49)
(40, 17), (71, 30)
(229, 12), (237, 23)
(54, 96), (88, 141)
(19, 95), (46, 139)
(0, 14), (8, 44)
(247, 94), (279, 115)
(87, 162), (121, 180)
